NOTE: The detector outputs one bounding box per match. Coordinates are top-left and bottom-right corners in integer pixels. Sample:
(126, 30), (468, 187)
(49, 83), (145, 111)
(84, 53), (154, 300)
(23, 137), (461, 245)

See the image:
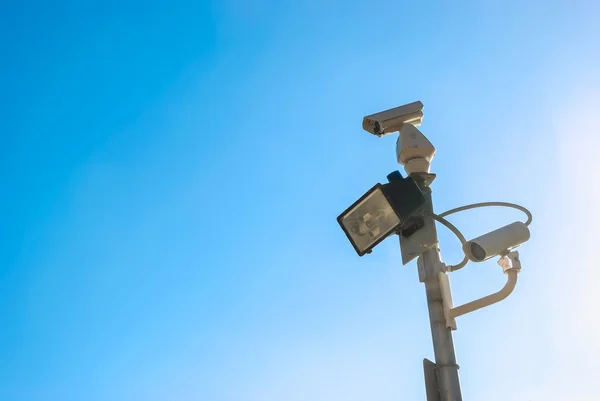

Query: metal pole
(415, 178), (463, 401)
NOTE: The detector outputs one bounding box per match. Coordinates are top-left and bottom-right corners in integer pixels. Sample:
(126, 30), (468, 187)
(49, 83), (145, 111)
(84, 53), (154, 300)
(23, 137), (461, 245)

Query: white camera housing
(396, 124), (436, 174)
(362, 101), (424, 137)
(463, 222), (530, 262)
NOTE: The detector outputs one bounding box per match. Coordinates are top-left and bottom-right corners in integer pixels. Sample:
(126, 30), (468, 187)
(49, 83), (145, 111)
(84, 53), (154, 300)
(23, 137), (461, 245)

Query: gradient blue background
(3, 1), (600, 400)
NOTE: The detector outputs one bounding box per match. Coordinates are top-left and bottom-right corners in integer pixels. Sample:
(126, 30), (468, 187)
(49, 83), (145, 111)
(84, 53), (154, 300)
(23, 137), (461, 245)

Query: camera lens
(470, 242), (487, 261)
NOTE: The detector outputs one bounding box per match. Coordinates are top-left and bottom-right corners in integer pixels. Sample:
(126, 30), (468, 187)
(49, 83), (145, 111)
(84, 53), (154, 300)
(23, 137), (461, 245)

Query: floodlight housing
(337, 174), (425, 256)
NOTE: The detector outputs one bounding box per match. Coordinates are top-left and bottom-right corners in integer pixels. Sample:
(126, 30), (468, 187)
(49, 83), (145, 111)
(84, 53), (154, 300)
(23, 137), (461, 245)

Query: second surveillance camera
(463, 222), (530, 262)
(362, 101), (424, 137)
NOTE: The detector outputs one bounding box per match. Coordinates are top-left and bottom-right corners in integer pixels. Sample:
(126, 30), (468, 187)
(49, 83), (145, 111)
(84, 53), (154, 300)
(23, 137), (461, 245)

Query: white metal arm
(450, 270), (518, 318)
(440, 252), (521, 328)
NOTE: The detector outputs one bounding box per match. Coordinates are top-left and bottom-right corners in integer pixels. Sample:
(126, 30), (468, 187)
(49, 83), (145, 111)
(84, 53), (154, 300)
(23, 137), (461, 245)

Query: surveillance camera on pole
(337, 100), (532, 401)
(362, 101), (435, 175)
(362, 101), (424, 136)
(463, 222), (530, 262)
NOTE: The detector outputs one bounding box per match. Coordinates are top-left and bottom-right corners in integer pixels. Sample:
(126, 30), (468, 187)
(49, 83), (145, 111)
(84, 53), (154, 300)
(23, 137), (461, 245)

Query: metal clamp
(498, 251), (521, 273)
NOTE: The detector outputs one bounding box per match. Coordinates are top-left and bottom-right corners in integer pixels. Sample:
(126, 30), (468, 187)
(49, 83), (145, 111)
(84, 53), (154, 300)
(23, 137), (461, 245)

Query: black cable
(430, 213), (469, 272)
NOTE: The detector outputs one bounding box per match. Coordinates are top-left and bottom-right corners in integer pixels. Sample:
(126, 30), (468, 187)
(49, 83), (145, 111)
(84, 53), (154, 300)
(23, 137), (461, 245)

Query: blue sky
(2, 1), (600, 400)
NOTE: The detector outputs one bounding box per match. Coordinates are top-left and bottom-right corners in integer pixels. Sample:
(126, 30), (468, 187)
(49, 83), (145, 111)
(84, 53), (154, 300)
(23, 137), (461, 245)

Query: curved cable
(439, 202), (533, 226)
(430, 213), (469, 272)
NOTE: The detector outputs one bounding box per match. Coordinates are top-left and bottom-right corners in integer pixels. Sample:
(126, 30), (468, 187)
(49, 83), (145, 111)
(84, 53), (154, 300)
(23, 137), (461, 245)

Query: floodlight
(337, 173), (425, 256)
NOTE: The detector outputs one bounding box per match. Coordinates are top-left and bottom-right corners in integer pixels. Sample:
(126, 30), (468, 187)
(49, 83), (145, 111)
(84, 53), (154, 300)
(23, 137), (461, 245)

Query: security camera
(463, 222), (530, 262)
(362, 101), (424, 137)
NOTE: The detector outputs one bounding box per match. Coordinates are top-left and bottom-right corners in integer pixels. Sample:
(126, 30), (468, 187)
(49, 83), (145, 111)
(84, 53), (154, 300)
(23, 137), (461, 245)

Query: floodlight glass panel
(339, 185), (402, 256)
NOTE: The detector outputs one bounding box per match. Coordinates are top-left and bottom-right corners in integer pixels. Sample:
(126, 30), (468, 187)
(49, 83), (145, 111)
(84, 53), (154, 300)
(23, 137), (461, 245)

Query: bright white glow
(472, 82), (600, 401)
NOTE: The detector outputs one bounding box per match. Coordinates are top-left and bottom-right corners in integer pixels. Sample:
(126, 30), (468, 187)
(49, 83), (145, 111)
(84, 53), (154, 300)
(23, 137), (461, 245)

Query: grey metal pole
(415, 177), (463, 401)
